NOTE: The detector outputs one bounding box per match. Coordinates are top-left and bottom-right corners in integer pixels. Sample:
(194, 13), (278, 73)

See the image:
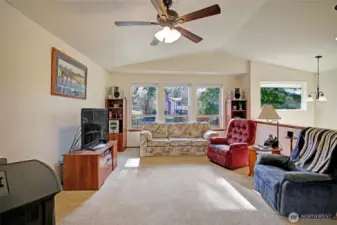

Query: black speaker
(234, 88), (242, 100)
(111, 86), (121, 99)
(287, 131), (294, 138)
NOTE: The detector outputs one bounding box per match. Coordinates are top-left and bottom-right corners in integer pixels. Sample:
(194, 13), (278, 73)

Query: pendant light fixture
(307, 55), (327, 102)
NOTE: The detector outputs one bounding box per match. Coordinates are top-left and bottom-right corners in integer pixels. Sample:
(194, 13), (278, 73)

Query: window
(131, 85), (157, 128)
(197, 86), (221, 127)
(164, 86), (190, 123)
(260, 82), (304, 110)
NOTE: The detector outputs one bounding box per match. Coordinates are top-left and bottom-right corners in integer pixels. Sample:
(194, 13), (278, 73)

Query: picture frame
(51, 47), (87, 99)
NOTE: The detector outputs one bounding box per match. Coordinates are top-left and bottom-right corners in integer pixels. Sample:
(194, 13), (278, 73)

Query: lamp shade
(258, 105), (281, 120)
(306, 96), (314, 102)
(318, 95), (328, 102)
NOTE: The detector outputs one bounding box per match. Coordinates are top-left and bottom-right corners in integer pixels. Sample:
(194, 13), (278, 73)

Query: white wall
(0, 2), (109, 174)
(315, 69), (337, 129)
(108, 73), (243, 146)
(249, 61), (315, 126)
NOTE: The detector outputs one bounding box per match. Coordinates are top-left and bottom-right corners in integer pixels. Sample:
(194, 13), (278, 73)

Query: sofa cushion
(143, 123), (168, 138)
(191, 123), (210, 138)
(148, 138), (170, 147)
(254, 165), (286, 210)
(190, 138), (208, 146)
(169, 138), (191, 146)
(168, 124), (193, 138)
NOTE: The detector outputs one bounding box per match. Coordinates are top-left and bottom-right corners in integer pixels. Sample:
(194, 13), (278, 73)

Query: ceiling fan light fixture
(154, 27), (181, 44)
(164, 29), (181, 43)
(154, 26), (170, 42)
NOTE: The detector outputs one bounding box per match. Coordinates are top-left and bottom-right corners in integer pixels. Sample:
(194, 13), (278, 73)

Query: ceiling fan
(114, 0), (221, 45)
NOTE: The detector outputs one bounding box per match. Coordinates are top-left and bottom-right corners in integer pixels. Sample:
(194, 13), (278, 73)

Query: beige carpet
(58, 149), (336, 225)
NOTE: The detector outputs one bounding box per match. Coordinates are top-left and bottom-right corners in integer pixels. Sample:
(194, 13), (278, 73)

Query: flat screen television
(81, 108), (108, 149)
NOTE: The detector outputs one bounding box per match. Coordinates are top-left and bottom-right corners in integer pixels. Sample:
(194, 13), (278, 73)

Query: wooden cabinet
(106, 99), (127, 151)
(225, 99), (248, 126)
(63, 140), (118, 190)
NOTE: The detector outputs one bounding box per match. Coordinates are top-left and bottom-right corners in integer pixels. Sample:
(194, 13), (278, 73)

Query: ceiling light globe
(164, 29), (181, 43)
(318, 95), (328, 102)
(154, 29), (165, 42)
(306, 96), (314, 102)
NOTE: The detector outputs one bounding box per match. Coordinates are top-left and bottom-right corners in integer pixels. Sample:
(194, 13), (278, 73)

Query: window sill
(275, 109), (306, 112)
(128, 129), (142, 132)
(211, 128), (226, 132)
(128, 128), (226, 132)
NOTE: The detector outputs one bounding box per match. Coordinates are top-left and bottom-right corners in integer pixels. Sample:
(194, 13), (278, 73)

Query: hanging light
(154, 27), (181, 44)
(164, 29), (181, 43)
(306, 55), (327, 102)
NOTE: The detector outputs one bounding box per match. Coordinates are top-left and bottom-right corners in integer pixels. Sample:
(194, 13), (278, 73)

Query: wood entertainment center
(63, 140), (118, 190)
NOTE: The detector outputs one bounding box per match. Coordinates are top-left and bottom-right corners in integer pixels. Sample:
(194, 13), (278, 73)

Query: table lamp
(258, 105), (281, 148)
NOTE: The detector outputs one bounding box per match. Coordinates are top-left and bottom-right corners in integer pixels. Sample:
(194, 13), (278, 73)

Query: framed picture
(51, 47), (87, 99)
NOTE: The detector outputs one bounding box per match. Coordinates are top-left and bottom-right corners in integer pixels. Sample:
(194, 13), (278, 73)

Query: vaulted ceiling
(6, 0), (337, 73)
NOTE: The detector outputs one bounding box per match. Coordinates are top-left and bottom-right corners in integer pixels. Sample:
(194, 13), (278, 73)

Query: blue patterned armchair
(254, 127), (337, 217)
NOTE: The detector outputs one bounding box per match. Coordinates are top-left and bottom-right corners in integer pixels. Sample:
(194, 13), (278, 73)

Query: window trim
(196, 85), (223, 128)
(260, 81), (307, 111)
(130, 84), (158, 128)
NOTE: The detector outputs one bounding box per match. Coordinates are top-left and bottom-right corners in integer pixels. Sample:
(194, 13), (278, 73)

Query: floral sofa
(140, 123), (218, 157)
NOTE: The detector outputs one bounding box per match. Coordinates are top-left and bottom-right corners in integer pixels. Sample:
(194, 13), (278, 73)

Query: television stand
(63, 140), (118, 190)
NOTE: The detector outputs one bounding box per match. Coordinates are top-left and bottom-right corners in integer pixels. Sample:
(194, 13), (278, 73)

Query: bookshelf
(105, 99), (127, 151)
(225, 99), (248, 126)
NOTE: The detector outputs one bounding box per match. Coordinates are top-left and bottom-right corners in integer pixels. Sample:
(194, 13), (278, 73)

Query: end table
(285, 136), (298, 153)
(248, 147), (282, 176)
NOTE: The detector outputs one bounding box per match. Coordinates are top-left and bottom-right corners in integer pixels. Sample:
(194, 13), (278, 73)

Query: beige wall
(249, 61), (315, 126)
(114, 51), (249, 76)
(315, 69), (337, 129)
(0, 2), (109, 174)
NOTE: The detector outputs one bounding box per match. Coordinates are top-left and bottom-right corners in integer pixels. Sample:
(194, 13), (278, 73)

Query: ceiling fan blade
(178, 4), (221, 23)
(175, 26), (203, 43)
(150, 37), (160, 46)
(115, 21), (159, 26)
(151, 0), (168, 20)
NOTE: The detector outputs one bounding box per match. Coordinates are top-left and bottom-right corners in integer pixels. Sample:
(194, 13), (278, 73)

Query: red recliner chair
(208, 119), (257, 169)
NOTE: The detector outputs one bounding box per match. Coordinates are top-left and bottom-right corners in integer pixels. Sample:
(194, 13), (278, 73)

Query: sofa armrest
(229, 143), (248, 150)
(140, 130), (153, 141)
(256, 154), (290, 165)
(279, 176), (337, 216)
(209, 137), (229, 144)
(203, 130), (219, 140)
(284, 172), (335, 183)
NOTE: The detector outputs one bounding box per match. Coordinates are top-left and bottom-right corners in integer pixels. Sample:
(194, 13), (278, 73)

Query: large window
(131, 85), (157, 128)
(197, 86), (221, 127)
(260, 82), (304, 110)
(164, 86), (190, 123)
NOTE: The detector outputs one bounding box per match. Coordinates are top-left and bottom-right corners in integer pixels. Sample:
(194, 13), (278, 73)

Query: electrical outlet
(0, 171), (9, 197)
